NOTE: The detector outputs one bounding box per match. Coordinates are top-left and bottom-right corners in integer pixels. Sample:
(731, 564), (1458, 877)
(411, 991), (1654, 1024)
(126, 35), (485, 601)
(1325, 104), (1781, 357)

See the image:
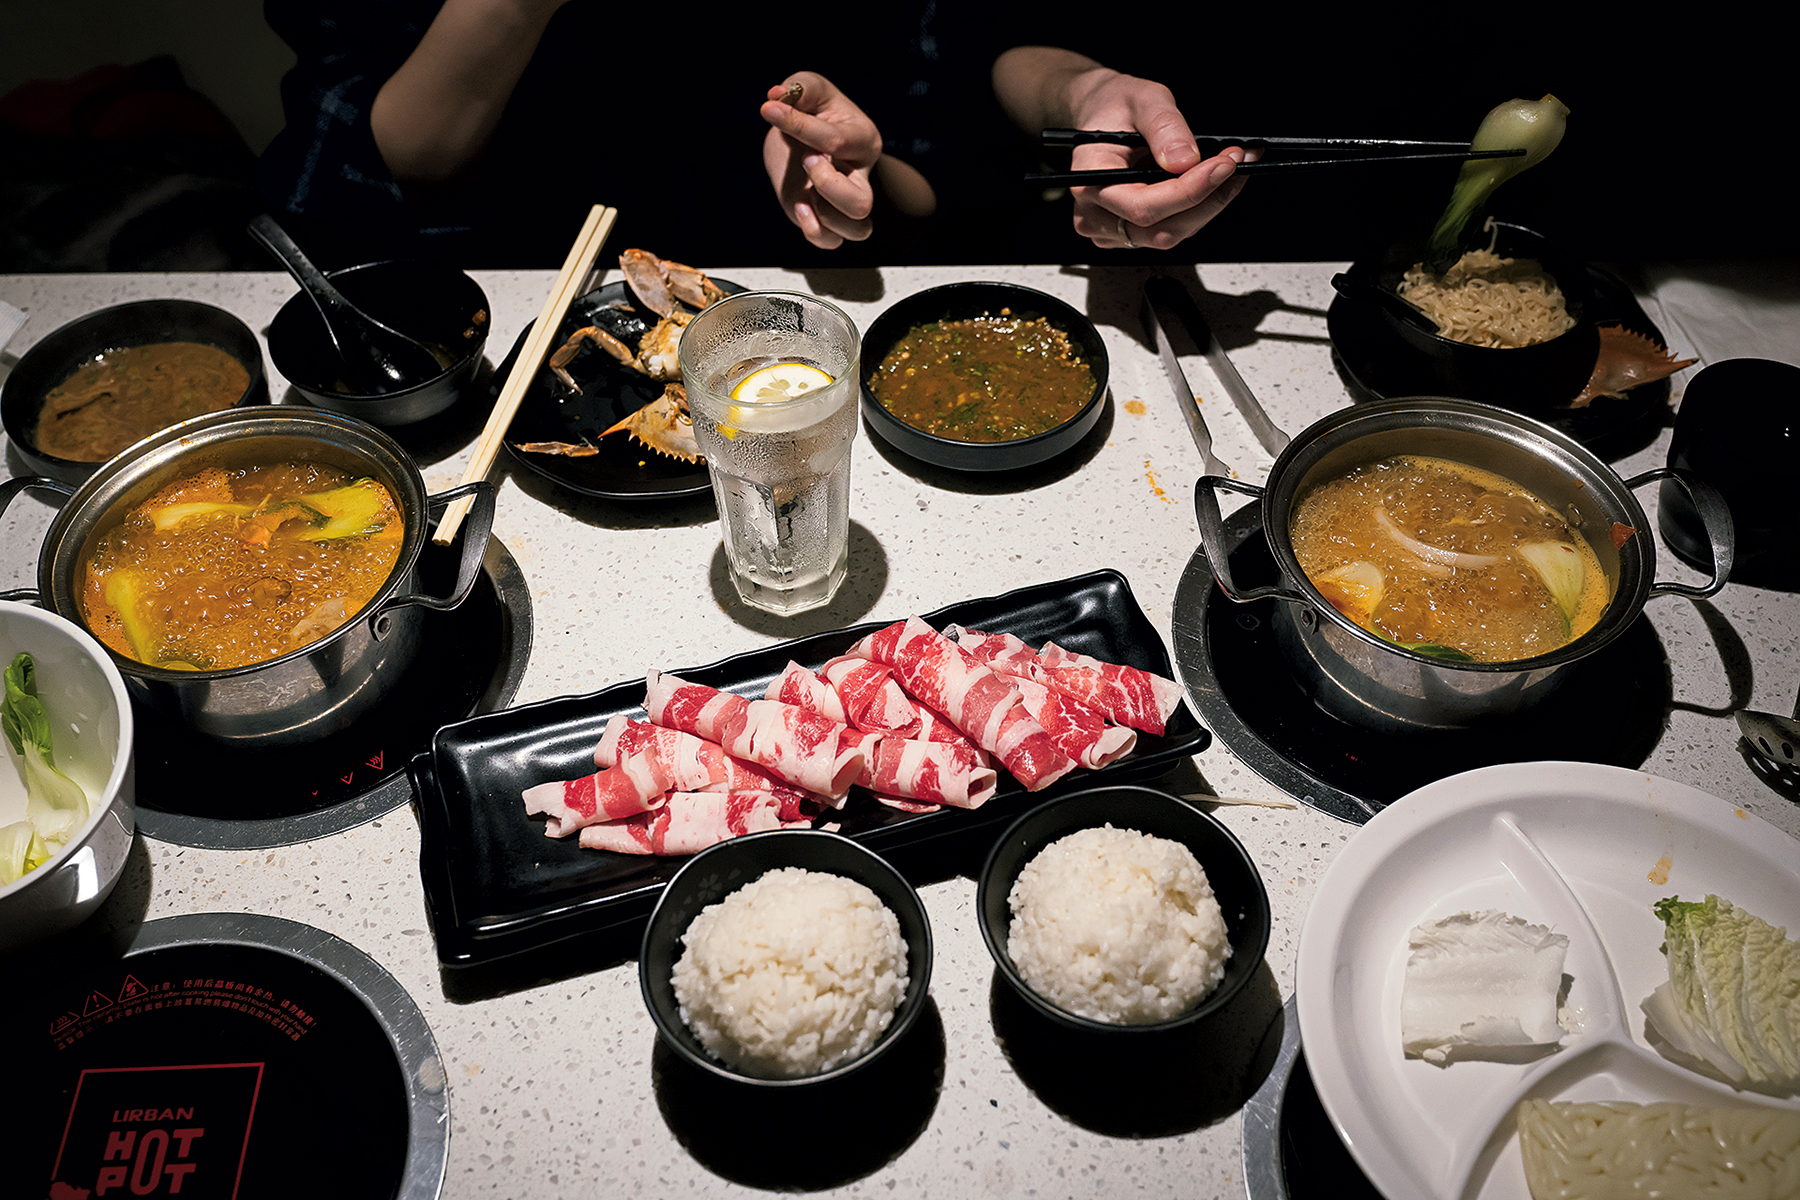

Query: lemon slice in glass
(730, 361), (833, 403)
(719, 361), (834, 439)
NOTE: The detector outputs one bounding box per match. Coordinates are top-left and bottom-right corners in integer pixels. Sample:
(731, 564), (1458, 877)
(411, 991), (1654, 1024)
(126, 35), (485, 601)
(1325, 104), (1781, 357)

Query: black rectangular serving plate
(414, 570), (1208, 969)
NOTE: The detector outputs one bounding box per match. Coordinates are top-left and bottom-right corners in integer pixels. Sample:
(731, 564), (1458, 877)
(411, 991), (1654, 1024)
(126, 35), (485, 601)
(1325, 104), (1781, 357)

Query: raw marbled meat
(593, 715), (840, 808)
(1009, 675), (1136, 769)
(948, 626), (1181, 736)
(819, 655), (922, 738)
(856, 737), (997, 808)
(764, 661), (849, 723)
(644, 671), (872, 798)
(522, 753), (672, 837)
(847, 618), (1074, 791)
(1034, 640), (1184, 736)
(577, 791), (794, 855)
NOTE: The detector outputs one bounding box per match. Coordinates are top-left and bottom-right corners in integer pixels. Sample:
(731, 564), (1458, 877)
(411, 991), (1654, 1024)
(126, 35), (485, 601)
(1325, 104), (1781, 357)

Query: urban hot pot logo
(49, 1063), (263, 1199)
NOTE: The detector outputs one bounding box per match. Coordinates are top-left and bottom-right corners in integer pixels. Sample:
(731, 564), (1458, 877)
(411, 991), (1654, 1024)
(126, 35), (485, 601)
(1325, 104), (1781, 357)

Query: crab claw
(1569, 326), (1697, 408)
(600, 383), (702, 463)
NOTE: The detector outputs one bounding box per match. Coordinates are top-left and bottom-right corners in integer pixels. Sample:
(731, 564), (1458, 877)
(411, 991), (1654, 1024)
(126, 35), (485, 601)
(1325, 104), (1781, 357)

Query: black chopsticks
(1027, 129), (1524, 187)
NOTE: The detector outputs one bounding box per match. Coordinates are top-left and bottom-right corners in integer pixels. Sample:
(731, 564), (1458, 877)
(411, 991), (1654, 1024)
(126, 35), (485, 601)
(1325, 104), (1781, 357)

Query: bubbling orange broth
(1288, 455), (1609, 663)
(81, 461), (402, 671)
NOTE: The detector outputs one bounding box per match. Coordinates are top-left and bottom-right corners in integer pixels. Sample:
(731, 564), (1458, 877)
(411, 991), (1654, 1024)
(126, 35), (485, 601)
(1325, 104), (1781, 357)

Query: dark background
(0, 3), (1782, 269)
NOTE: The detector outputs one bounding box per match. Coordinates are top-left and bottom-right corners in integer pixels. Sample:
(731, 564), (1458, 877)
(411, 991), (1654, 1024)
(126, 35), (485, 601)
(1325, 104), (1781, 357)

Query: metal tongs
(1029, 130), (1524, 188)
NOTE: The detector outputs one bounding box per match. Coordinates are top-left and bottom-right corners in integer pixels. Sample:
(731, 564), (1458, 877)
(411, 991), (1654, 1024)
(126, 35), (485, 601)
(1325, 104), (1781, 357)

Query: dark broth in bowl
(1289, 455), (1609, 663)
(36, 342), (249, 461)
(867, 311), (1094, 442)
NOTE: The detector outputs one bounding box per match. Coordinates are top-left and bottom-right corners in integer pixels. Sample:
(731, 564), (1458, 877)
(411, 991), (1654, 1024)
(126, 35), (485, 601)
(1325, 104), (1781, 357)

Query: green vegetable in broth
(1428, 95), (1570, 269)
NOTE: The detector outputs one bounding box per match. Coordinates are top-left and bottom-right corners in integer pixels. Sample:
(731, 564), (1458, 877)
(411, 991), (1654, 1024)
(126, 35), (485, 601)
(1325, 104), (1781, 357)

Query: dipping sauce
(867, 311), (1094, 442)
(1289, 455), (1610, 663)
(81, 462), (402, 670)
(36, 342), (250, 462)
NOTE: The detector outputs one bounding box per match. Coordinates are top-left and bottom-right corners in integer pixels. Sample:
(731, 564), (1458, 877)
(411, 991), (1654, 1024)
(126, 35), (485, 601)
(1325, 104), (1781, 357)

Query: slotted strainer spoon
(1737, 683), (1800, 770)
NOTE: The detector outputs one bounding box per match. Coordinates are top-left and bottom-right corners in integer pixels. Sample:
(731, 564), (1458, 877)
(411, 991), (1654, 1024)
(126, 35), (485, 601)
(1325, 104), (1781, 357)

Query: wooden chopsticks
(433, 203), (619, 546)
(1027, 130), (1524, 187)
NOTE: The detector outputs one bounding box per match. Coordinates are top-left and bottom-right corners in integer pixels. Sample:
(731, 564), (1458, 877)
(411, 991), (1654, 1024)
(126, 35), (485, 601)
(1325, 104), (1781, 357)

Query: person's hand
(760, 72), (882, 249)
(1064, 69), (1249, 251)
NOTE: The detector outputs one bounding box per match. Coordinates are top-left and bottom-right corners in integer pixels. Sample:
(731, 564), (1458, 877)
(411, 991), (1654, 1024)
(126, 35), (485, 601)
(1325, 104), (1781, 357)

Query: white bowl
(0, 601), (135, 948)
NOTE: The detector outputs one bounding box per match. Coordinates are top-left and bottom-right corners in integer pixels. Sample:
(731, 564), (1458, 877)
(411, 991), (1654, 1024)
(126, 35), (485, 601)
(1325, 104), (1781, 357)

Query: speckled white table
(3, 265), (1796, 1200)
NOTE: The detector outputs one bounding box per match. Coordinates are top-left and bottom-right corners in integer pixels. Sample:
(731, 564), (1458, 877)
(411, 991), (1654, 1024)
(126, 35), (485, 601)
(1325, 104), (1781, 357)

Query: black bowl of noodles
(860, 281), (1108, 471)
(2, 299), (268, 485)
(1337, 222), (1600, 411)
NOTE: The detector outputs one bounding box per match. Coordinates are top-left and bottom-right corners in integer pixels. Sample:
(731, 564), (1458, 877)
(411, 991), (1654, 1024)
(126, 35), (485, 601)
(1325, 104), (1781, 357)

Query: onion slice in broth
(1374, 506), (1500, 575)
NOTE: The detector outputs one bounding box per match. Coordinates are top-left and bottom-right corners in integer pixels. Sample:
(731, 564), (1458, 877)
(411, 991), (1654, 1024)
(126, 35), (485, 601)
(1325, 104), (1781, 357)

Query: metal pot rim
(36, 406), (430, 681)
(1259, 396), (1654, 673)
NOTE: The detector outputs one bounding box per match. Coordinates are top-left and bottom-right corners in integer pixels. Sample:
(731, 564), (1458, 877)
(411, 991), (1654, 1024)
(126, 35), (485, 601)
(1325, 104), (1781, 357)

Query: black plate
(496, 278), (744, 501)
(1171, 502), (1671, 824)
(414, 569), (1208, 969)
(9, 913), (445, 1200)
(1328, 260), (1675, 460)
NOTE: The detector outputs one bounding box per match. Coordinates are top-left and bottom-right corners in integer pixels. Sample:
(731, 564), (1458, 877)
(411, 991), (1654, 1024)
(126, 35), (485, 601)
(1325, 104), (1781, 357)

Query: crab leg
(547, 325), (639, 391)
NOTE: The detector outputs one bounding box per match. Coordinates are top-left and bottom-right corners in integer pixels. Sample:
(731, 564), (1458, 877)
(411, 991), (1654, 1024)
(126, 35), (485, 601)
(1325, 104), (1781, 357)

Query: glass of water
(678, 291), (860, 615)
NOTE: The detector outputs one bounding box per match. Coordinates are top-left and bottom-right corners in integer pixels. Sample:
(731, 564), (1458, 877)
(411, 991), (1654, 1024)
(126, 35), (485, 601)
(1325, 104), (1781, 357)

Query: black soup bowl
(640, 829), (933, 1087)
(977, 785), (1270, 1034)
(2, 299), (268, 485)
(860, 281), (1108, 471)
(269, 260), (490, 425)
(1338, 222), (1600, 412)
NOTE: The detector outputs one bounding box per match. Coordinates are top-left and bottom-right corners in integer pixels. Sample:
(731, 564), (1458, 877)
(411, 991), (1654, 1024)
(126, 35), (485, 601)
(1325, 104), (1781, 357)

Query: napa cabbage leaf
(1642, 894), (1800, 1092)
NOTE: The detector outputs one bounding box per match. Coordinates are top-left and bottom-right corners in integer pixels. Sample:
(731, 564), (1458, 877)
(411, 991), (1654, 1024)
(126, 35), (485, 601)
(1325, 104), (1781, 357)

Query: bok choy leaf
(1428, 95), (1570, 269)
(1, 652), (89, 879)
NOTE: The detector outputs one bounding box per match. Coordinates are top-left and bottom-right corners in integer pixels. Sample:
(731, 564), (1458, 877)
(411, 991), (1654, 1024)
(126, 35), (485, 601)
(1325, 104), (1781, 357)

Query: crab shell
(1569, 326), (1697, 408)
(600, 383), (701, 463)
(618, 249), (726, 318)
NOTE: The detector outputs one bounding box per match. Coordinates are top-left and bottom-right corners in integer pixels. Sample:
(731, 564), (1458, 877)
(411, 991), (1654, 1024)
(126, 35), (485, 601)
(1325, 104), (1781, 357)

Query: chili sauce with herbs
(867, 311), (1094, 442)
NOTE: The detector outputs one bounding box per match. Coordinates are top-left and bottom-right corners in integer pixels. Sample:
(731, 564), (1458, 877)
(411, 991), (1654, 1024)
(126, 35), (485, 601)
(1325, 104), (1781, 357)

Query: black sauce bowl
(639, 829), (934, 1086)
(268, 260), (490, 426)
(2, 299), (268, 485)
(1338, 222), (1600, 411)
(859, 281), (1108, 471)
(977, 785), (1269, 1034)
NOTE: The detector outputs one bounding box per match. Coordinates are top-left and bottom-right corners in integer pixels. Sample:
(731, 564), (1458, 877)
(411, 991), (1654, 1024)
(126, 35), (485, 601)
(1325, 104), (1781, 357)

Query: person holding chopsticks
(991, 46), (1252, 253)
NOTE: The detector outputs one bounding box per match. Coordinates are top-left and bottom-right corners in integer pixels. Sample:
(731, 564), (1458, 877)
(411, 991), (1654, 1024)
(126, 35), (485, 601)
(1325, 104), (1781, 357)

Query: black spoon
(248, 214), (442, 394)
(1330, 272), (1442, 338)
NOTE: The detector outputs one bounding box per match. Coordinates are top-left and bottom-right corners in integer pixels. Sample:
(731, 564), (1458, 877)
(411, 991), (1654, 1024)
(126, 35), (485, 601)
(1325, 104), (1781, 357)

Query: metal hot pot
(1, 407), (494, 748)
(1193, 398), (1733, 734)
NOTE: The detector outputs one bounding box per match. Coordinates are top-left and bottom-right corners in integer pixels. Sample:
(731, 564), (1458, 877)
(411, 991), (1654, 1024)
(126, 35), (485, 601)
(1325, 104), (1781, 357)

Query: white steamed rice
(1007, 824), (1230, 1025)
(671, 866), (908, 1078)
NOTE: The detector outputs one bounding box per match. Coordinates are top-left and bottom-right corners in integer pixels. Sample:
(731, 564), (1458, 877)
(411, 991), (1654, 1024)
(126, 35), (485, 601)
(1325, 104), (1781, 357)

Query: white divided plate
(1295, 761), (1800, 1200)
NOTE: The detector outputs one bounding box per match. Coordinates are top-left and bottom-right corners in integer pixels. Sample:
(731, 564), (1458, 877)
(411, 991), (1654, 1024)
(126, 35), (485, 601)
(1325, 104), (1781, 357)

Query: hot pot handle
(0, 476), (76, 602)
(381, 480), (497, 615)
(1629, 467), (1734, 600)
(1193, 474), (1308, 604)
